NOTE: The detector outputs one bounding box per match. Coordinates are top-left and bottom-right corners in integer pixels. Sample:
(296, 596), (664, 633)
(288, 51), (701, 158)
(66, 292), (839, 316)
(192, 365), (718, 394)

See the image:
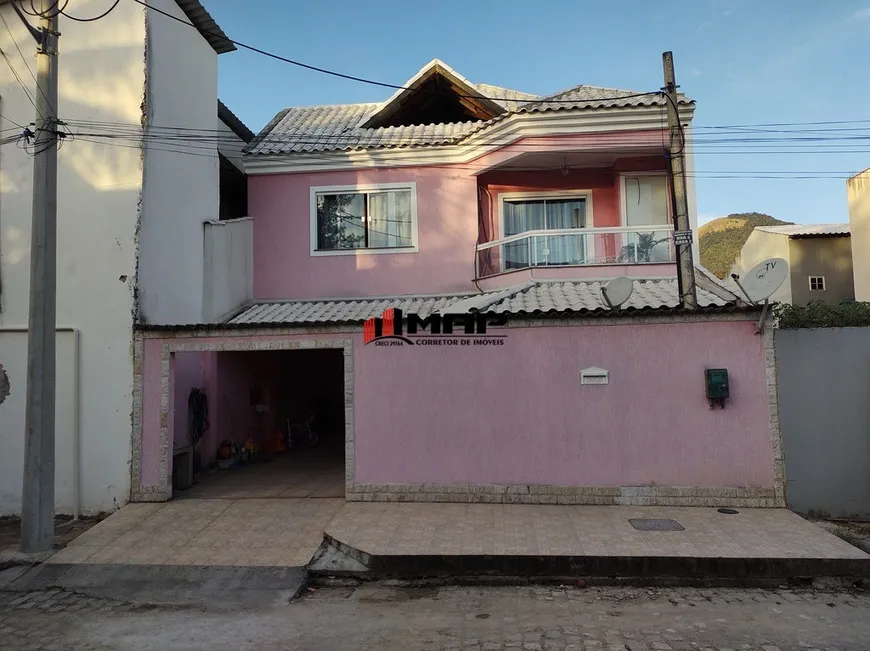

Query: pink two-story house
(132, 60), (785, 509)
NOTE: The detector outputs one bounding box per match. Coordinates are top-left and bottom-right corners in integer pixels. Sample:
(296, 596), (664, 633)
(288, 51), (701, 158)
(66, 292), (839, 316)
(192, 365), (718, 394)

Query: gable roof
(246, 60), (693, 156)
(359, 59), (508, 129)
(755, 223), (850, 238)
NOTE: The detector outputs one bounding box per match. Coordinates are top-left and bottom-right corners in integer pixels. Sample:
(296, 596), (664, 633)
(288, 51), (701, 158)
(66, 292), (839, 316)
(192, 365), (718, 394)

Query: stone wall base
(346, 483), (784, 508)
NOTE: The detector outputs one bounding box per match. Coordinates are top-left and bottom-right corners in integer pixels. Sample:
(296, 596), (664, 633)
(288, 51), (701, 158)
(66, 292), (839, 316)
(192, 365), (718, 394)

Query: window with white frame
(502, 195), (589, 268)
(622, 175), (670, 226)
(809, 276), (826, 291)
(313, 185), (415, 252)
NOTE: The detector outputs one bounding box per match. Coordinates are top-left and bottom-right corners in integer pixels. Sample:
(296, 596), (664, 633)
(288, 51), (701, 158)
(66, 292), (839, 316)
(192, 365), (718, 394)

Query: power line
(0, 48), (42, 117)
(0, 9), (55, 118)
(130, 0), (665, 106)
(1, 113), (27, 129)
(61, 0), (120, 22)
(40, 133), (866, 179)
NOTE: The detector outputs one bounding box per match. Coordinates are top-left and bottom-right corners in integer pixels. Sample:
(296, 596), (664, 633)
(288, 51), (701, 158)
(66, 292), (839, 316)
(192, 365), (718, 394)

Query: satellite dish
(601, 276), (634, 309)
(732, 258), (789, 304)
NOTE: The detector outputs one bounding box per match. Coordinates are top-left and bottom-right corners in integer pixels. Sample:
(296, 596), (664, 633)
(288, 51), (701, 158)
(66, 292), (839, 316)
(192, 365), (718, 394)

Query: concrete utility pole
(20, 0), (60, 553)
(662, 51), (698, 309)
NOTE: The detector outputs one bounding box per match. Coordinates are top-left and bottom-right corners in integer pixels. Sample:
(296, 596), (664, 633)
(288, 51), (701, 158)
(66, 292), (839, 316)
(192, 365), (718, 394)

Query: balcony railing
(475, 226), (676, 279)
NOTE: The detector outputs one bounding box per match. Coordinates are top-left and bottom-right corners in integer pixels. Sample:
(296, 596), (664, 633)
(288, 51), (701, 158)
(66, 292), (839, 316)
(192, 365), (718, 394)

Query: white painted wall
(0, 1), (147, 514)
(848, 169), (870, 302)
(203, 217), (253, 322)
(0, 331), (77, 514)
(683, 122), (701, 265)
(137, 0), (219, 325)
(730, 229), (793, 304)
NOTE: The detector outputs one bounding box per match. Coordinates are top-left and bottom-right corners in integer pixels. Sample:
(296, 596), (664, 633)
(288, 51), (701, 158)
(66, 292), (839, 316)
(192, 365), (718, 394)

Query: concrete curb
(0, 550), (54, 573)
(310, 536), (870, 588)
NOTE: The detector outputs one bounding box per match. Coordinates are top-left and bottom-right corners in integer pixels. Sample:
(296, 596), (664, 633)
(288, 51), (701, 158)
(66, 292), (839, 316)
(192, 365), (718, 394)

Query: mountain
(698, 213), (793, 278)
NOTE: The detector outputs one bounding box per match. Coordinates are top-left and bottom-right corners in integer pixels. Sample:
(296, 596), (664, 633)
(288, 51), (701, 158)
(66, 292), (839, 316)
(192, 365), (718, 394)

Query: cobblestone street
(2, 583), (870, 650)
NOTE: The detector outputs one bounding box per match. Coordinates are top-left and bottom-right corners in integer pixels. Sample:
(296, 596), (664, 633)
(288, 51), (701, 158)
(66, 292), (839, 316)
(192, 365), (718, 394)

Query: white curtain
(504, 200), (545, 268)
(504, 198), (586, 268)
(542, 199), (586, 265)
(368, 190), (413, 248)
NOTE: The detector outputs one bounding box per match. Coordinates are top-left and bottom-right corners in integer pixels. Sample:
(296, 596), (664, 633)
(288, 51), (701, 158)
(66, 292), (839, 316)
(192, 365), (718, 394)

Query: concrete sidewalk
(313, 503), (870, 582)
(3, 501), (868, 603)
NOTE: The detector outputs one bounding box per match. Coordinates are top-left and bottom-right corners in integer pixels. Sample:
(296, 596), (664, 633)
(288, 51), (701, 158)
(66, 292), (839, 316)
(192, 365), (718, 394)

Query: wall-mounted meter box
(705, 368), (729, 400)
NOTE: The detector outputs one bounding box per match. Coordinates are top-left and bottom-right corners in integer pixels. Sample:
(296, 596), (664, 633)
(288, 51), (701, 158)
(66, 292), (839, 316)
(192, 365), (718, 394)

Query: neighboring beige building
(730, 224), (854, 305)
(848, 169), (870, 301)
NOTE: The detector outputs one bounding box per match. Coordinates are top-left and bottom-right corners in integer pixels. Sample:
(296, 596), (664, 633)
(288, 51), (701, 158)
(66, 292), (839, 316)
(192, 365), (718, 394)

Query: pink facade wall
(250, 167), (479, 300)
(478, 156), (667, 238)
(354, 320), (773, 488)
(249, 134), (669, 301)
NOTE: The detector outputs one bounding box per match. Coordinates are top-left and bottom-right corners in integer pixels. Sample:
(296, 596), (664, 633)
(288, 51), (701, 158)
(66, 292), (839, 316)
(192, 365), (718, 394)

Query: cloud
(853, 7), (870, 19)
(690, 68), (702, 77)
(722, 8), (733, 15)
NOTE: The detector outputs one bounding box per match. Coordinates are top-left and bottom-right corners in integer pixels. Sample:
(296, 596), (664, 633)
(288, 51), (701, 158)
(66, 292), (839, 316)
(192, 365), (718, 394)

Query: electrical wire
(43, 134), (865, 179)
(0, 10), (55, 118)
(0, 113), (26, 129)
(21, 0), (68, 19)
(0, 48), (42, 117)
(130, 0), (668, 106)
(61, 0), (121, 22)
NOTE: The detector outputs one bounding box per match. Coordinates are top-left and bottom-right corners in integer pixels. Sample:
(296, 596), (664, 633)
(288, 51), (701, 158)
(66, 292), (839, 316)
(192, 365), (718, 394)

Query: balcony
(475, 226), (676, 279)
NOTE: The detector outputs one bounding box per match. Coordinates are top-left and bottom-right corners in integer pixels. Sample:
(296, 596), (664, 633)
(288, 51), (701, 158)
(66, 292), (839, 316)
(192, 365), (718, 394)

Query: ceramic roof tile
(227, 275), (739, 326)
(245, 61), (694, 156)
(756, 223), (850, 237)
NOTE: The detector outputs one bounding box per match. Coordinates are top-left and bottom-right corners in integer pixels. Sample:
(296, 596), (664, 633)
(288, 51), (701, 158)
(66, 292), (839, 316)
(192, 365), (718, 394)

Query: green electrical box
(705, 368), (729, 400)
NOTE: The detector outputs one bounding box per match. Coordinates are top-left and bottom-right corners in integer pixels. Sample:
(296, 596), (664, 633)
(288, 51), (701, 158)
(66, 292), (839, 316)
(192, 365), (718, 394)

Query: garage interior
(170, 349), (346, 499)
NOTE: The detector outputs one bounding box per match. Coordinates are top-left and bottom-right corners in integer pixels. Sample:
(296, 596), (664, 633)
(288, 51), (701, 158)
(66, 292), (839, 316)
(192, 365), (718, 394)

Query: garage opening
(170, 348), (346, 499)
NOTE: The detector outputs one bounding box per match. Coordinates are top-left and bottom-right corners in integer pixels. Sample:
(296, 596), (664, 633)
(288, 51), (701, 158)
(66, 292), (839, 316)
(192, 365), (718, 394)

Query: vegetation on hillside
(698, 212), (793, 278)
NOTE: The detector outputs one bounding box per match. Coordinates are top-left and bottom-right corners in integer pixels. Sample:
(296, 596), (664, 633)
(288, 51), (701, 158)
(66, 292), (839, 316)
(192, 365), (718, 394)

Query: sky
(205, 0), (870, 226)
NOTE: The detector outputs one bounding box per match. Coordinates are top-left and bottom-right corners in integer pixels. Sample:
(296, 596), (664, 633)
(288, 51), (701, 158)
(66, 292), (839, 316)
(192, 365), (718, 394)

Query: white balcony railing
(475, 226), (676, 279)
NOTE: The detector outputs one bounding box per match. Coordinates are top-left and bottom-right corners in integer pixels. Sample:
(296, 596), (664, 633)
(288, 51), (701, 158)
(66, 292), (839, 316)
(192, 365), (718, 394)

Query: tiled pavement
(324, 503), (870, 559)
(47, 498), (344, 567)
(34, 448), (869, 569)
(45, 498), (867, 570)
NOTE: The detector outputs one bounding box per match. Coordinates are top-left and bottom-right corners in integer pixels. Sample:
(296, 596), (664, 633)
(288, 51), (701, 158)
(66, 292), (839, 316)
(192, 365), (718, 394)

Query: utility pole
(662, 51), (697, 309)
(20, 0), (60, 553)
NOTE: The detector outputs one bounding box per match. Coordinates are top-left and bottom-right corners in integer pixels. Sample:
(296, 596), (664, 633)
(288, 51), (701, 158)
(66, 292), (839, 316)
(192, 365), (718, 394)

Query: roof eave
(134, 302), (757, 332)
(218, 100), (254, 142)
(788, 233), (850, 239)
(171, 0), (236, 55)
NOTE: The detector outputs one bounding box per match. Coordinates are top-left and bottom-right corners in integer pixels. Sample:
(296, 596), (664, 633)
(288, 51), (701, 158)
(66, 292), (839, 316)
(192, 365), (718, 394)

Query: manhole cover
(628, 518), (684, 532)
(717, 508), (739, 514)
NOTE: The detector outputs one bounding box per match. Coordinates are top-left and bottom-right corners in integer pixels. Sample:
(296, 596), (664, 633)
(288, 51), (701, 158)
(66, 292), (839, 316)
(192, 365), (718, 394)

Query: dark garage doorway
(171, 348), (346, 499)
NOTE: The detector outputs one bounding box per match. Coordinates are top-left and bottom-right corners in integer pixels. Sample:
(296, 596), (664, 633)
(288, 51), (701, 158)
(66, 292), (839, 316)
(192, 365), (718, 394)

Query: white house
(0, 0), (250, 515)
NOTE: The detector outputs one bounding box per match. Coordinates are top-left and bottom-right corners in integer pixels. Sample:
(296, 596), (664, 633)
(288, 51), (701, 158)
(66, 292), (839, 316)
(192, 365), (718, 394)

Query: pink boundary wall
(138, 319), (774, 492)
